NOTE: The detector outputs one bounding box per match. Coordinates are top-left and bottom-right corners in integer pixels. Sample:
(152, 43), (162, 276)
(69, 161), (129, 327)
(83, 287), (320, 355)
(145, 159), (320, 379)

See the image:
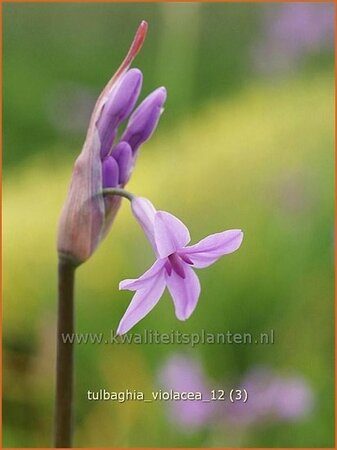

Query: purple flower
(57, 22), (166, 265)
(253, 3), (334, 74)
(117, 197), (243, 335)
(224, 367), (314, 426)
(273, 376), (314, 421)
(158, 354), (216, 430)
(157, 356), (314, 434)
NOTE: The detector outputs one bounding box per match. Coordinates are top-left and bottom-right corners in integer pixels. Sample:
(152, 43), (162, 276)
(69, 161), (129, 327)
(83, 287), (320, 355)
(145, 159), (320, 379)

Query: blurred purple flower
(253, 3), (334, 74)
(274, 376), (314, 420)
(117, 197), (243, 334)
(57, 22), (166, 264)
(158, 354), (216, 429)
(224, 367), (314, 426)
(158, 356), (314, 433)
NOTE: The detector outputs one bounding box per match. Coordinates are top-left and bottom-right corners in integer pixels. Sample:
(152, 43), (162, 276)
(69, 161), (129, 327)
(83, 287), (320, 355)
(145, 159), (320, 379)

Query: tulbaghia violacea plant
(54, 21), (243, 449)
(54, 22), (166, 448)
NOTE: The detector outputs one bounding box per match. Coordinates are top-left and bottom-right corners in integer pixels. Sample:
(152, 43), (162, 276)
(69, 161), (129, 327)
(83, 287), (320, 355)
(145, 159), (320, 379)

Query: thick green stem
(54, 259), (76, 448)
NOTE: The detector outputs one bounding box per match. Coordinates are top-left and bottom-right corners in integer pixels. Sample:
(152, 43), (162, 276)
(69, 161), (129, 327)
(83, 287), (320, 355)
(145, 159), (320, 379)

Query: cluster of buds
(57, 22), (166, 265)
(99, 74), (166, 188)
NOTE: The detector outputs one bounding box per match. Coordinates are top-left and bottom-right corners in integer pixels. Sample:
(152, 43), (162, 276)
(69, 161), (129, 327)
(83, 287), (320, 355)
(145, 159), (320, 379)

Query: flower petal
(119, 259), (166, 291)
(131, 197), (158, 254)
(183, 230), (243, 268)
(166, 264), (200, 320)
(117, 268), (166, 335)
(154, 211), (191, 258)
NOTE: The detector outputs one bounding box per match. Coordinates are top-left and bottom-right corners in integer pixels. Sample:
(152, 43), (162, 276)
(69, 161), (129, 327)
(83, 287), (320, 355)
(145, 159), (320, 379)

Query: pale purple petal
(98, 68), (143, 158)
(119, 259), (166, 291)
(111, 141), (133, 185)
(121, 87), (167, 153)
(131, 197), (158, 254)
(117, 269), (166, 335)
(166, 264), (200, 320)
(183, 229), (243, 268)
(102, 156), (119, 188)
(154, 211), (191, 258)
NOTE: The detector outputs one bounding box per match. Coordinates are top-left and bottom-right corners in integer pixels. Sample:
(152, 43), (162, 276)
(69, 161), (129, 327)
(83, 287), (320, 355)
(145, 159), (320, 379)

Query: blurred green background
(3, 2), (334, 448)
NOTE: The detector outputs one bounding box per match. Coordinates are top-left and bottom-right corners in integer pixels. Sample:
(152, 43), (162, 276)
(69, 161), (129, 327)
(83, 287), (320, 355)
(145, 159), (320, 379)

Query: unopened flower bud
(98, 68), (143, 159)
(121, 87), (167, 153)
(111, 141), (133, 185)
(102, 156), (119, 188)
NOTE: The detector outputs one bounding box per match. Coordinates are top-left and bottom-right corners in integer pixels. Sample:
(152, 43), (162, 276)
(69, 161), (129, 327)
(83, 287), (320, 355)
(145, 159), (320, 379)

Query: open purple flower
(117, 197), (243, 334)
(252, 3), (334, 74)
(57, 22), (166, 265)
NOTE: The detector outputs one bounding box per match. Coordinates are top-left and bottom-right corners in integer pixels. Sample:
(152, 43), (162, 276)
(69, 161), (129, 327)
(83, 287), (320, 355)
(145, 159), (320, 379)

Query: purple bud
(111, 141), (133, 185)
(97, 68), (143, 159)
(102, 156), (119, 188)
(121, 87), (167, 153)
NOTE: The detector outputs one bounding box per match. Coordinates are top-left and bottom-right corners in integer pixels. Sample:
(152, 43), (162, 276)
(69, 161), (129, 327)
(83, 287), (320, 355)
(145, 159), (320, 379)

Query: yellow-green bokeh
(3, 3), (334, 448)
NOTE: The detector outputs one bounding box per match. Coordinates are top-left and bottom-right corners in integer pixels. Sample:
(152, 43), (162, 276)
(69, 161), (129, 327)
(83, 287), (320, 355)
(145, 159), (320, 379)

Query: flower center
(167, 253), (186, 279)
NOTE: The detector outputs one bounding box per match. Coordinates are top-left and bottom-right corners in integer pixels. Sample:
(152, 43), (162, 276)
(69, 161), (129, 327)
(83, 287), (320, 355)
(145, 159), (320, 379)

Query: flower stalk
(54, 259), (76, 448)
(102, 187), (135, 202)
(54, 19), (163, 446)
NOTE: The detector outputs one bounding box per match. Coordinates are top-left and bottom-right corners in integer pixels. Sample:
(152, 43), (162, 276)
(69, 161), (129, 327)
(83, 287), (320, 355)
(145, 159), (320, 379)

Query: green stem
(102, 187), (134, 202)
(54, 259), (76, 448)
